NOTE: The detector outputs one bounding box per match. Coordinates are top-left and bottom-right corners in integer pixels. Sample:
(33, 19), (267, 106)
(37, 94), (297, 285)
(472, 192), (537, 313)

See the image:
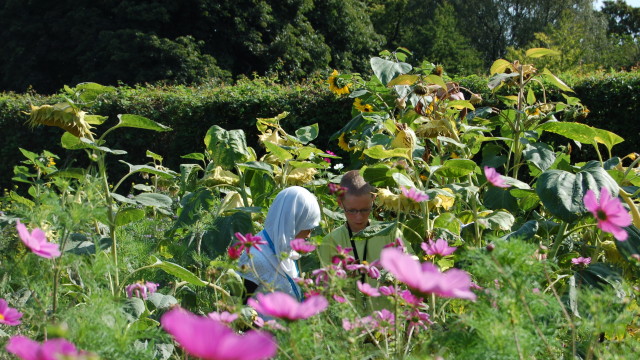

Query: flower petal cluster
(161, 307), (277, 360)
(290, 238), (316, 254)
(421, 238), (457, 256)
(207, 311), (239, 324)
(400, 186), (430, 203)
(571, 257), (591, 266)
(327, 70), (350, 95)
(483, 167), (509, 188)
(248, 292), (328, 321)
(6, 336), (93, 360)
(125, 281), (159, 300)
(0, 299), (22, 326)
(584, 188), (632, 241)
(16, 220), (61, 259)
(328, 183), (347, 196)
(357, 281), (380, 297)
(233, 232), (267, 255)
(380, 247), (476, 301)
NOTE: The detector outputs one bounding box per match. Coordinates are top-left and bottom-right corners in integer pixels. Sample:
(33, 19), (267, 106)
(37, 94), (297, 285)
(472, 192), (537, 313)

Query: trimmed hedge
(1, 72), (638, 189)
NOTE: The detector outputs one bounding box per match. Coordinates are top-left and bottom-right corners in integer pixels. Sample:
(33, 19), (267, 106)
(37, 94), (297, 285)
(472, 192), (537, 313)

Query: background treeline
(1, 0), (638, 93)
(1, 72), (639, 190)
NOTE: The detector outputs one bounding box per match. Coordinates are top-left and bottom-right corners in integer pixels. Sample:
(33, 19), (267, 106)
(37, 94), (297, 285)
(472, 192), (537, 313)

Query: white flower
(334, 163), (344, 170)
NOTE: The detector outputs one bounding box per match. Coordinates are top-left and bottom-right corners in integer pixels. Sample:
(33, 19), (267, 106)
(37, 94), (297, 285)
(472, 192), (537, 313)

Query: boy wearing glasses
(318, 170), (408, 267)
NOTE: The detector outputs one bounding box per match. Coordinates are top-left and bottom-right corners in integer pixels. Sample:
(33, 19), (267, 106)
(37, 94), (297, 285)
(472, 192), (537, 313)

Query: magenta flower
(290, 238), (316, 254)
(208, 311), (238, 324)
(125, 281), (159, 300)
(6, 336), (87, 360)
(483, 166), (509, 188)
(383, 237), (407, 252)
(248, 292), (328, 321)
(161, 307), (277, 360)
(234, 232), (267, 255)
(331, 245), (355, 265)
(323, 150), (336, 163)
(227, 245), (243, 260)
(380, 247), (476, 301)
(333, 294), (347, 303)
(400, 290), (423, 306)
(16, 220), (60, 259)
(584, 187), (632, 241)
(328, 183), (347, 196)
(404, 309), (433, 333)
(0, 299), (23, 326)
(357, 281), (381, 297)
(421, 238), (457, 256)
(400, 186), (429, 202)
(379, 285), (398, 296)
(571, 257), (591, 266)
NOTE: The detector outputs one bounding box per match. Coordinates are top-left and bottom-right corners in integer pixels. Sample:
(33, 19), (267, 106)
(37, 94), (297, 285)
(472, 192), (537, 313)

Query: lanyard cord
(347, 224), (368, 284)
(261, 230), (303, 301)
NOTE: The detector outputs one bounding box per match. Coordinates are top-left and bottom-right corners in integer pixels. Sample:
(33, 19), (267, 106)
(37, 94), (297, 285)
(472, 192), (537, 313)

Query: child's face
(339, 193), (374, 233)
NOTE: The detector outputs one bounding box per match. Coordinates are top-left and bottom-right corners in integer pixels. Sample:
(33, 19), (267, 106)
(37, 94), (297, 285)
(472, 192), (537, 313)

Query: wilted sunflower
(327, 70), (350, 95)
(26, 103), (95, 140)
(353, 98), (373, 113)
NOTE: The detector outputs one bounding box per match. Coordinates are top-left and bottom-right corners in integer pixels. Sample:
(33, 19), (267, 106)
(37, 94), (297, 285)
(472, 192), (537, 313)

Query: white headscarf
(239, 186), (321, 296)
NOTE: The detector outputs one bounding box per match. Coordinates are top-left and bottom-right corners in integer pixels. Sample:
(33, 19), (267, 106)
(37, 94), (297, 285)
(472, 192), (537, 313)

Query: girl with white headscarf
(238, 186), (321, 301)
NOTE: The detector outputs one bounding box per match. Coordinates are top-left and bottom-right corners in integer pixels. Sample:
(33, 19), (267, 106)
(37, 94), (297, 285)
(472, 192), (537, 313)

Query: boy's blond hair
(339, 170), (376, 197)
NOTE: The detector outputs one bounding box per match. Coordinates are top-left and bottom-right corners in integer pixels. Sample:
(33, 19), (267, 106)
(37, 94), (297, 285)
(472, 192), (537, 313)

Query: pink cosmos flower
(6, 336), (88, 360)
(161, 307), (277, 360)
(571, 257), (591, 266)
(290, 238), (316, 254)
(421, 238), (457, 256)
(248, 292), (328, 321)
(400, 186), (429, 203)
(483, 167), (509, 188)
(404, 309), (433, 333)
(0, 299), (23, 326)
(357, 281), (381, 297)
(332, 294), (347, 303)
(400, 290), (423, 306)
(331, 245), (355, 265)
(233, 232), (267, 255)
(380, 247), (476, 301)
(16, 220), (60, 259)
(379, 285), (398, 296)
(207, 311), (238, 324)
(584, 188), (632, 241)
(125, 281), (159, 300)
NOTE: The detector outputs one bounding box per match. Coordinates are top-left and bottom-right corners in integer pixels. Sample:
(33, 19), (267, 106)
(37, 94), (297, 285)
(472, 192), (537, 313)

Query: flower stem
(549, 222), (569, 259)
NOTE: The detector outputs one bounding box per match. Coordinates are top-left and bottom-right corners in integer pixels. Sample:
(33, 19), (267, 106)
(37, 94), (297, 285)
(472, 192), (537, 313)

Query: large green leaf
(387, 74), (419, 87)
(354, 221), (397, 240)
(150, 257), (206, 287)
(541, 69), (573, 92)
(477, 211), (515, 231)
(263, 141), (293, 162)
(363, 145), (411, 161)
(538, 121), (623, 149)
(204, 125), (252, 169)
(434, 213), (461, 235)
(294, 123), (319, 144)
(116, 114), (171, 132)
(147, 292), (178, 310)
(525, 48), (560, 58)
(535, 161), (619, 222)
(370, 57), (412, 86)
(201, 212), (254, 258)
(484, 187), (519, 213)
(237, 161), (274, 174)
(120, 161), (178, 179)
(523, 142), (556, 171)
(115, 208), (145, 227)
(134, 193), (173, 209)
(168, 188), (216, 236)
(502, 220), (539, 241)
(434, 159), (477, 178)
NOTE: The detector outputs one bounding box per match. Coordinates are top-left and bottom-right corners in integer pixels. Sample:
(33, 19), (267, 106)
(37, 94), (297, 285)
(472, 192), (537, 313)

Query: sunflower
(327, 70), (350, 95)
(26, 103), (95, 140)
(353, 98), (373, 112)
(337, 132), (354, 151)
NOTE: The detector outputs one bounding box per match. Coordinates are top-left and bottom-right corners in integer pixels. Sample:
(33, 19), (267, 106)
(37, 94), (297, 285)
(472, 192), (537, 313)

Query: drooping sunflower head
(26, 103), (95, 140)
(327, 70), (350, 95)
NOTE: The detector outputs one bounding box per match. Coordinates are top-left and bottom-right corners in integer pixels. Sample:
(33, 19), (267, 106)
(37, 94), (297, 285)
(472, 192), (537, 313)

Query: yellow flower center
(0, 313), (5, 321)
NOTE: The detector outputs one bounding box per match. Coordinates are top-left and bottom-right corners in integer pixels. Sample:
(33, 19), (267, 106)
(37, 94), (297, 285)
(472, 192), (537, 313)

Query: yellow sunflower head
(337, 132), (354, 152)
(354, 98), (374, 113)
(327, 70), (350, 95)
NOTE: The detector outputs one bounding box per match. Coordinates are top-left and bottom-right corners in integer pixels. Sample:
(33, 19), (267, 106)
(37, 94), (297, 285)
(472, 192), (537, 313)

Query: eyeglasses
(344, 208), (372, 215)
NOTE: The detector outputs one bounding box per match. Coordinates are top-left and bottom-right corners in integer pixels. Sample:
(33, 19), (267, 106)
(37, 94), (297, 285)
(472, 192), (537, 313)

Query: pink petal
(6, 336), (40, 360)
(583, 190), (599, 214)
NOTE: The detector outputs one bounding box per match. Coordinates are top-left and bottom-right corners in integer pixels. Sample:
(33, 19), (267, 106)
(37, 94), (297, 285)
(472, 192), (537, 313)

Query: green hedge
(1, 72), (638, 189)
